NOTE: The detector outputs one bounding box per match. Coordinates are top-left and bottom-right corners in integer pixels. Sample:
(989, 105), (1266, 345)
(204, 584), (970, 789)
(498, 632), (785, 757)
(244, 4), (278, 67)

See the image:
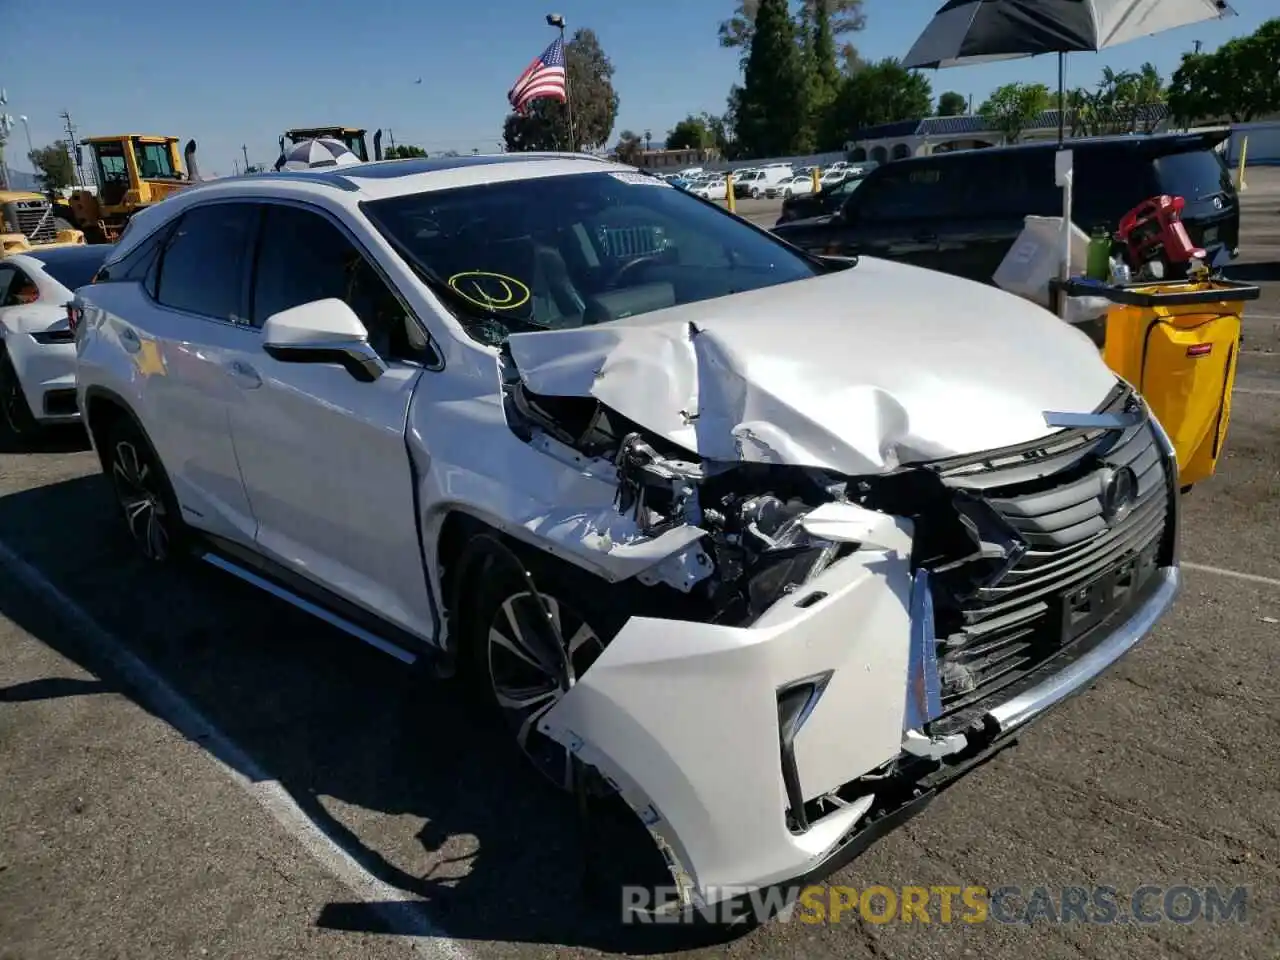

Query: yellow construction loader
(58, 135), (200, 243)
(1, 188), (86, 254)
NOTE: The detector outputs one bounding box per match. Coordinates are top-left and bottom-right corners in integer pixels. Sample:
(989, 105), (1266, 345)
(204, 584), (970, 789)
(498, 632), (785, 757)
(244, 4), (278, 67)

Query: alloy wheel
(486, 589), (607, 792)
(110, 439), (170, 561)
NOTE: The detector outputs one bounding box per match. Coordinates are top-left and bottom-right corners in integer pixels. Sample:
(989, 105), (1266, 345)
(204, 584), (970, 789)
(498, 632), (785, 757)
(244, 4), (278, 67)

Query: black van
(771, 131), (1239, 284)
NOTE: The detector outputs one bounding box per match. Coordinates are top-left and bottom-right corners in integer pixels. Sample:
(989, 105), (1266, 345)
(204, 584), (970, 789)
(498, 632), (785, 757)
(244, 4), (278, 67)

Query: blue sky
(3, 0), (1273, 178)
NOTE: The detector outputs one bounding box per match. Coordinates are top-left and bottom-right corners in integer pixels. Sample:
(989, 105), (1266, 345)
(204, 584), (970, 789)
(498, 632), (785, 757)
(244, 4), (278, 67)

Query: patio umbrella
(903, 0), (1234, 143)
(276, 137), (361, 172)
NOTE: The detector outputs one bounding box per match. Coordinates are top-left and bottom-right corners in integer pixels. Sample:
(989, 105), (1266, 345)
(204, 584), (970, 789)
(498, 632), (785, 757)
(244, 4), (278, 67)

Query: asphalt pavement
(1, 171), (1278, 960)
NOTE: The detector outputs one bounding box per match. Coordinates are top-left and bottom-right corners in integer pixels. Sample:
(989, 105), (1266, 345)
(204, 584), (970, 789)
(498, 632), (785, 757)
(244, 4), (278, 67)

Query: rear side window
(1153, 149), (1233, 202)
(984, 151), (1060, 218)
(155, 204), (259, 323)
(857, 162), (974, 220)
(1073, 149), (1155, 231)
(95, 220), (179, 294)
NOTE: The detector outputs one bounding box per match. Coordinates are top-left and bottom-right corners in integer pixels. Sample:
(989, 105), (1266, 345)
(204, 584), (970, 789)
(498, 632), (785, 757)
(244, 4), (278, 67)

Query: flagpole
(547, 13), (576, 152)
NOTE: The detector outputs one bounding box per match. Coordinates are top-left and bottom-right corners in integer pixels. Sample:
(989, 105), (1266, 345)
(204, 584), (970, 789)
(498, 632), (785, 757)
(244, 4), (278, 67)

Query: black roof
(24, 244), (112, 267)
(852, 104), (1171, 142)
(867, 129), (1229, 171)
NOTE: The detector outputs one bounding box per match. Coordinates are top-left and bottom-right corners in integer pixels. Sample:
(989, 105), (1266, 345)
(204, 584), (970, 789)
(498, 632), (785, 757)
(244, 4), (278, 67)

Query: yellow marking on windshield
(447, 271), (531, 311)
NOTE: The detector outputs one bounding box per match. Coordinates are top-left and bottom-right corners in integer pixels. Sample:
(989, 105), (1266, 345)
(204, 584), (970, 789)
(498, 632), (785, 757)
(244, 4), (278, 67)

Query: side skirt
(199, 533), (429, 667)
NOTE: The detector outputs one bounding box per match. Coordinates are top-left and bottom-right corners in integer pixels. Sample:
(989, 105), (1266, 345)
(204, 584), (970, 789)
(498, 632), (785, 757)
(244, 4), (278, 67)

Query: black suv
(776, 169), (872, 224)
(771, 131), (1239, 284)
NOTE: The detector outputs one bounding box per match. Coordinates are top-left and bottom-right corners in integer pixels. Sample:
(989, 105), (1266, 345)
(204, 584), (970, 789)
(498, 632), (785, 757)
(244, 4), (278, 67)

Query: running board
(200, 552), (419, 665)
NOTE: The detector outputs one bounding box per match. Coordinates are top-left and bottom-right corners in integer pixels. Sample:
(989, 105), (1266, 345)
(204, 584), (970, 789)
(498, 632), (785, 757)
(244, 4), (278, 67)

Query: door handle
(117, 326), (141, 353)
(226, 359), (262, 388)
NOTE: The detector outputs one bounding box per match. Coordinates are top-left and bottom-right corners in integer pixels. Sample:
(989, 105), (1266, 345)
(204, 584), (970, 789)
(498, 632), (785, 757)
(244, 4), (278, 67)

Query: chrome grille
(925, 387), (1172, 733)
(9, 199), (57, 244)
(599, 225), (665, 258)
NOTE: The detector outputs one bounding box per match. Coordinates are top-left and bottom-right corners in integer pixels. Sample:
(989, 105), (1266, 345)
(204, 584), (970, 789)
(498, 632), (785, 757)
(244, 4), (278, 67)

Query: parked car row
(651, 159), (878, 201)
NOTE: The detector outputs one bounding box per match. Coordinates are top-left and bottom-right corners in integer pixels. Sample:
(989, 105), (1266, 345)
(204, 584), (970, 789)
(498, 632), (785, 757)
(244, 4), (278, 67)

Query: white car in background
(0, 245), (111, 437)
(692, 178), (728, 200)
(73, 153), (1181, 916)
(768, 175), (814, 199)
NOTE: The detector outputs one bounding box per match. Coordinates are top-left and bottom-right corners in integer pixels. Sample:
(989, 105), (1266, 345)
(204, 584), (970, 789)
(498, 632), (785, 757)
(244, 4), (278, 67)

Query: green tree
(978, 82), (1052, 143)
(502, 27), (619, 152)
(665, 115), (714, 150)
(818, 58), (931, 150)
(735, 0), (808, 156)
(718, 0), (866, 64)
(1167, 18), (1280, 124)
(27, 142), (75, 192)
(936, 91), (967, 116)
(614, 129), (644, 164)
(384, 144), (427, 159)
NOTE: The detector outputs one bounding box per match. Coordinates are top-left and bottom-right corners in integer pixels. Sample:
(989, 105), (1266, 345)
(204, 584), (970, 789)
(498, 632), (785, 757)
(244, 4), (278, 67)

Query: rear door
(933, 148), (1060, 284)
(86, 202), (262, 545)
(828, 161), (944, 268)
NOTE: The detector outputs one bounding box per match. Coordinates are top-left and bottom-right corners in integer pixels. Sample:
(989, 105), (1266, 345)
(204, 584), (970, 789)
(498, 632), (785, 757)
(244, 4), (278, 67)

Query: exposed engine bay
(497, 342), (1028, 634)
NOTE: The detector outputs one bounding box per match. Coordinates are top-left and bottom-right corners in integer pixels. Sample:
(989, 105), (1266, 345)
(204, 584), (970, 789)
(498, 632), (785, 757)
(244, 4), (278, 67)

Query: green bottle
(1086, 227), (1113, 281)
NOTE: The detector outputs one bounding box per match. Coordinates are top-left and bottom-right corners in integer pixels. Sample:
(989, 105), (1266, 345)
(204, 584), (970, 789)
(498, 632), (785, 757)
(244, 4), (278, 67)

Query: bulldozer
(1, 187), (86, 255)
(58, 135), (200, 243)
(275, 127), (382, 169)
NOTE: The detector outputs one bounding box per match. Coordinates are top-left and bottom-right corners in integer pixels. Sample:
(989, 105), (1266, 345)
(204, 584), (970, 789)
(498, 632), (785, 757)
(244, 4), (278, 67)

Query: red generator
(1117, 195), (1206, 272)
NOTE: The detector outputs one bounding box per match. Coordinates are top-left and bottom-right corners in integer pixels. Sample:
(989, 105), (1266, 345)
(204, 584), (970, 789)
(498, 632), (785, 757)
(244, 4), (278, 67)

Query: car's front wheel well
(84, 392), (133, 471)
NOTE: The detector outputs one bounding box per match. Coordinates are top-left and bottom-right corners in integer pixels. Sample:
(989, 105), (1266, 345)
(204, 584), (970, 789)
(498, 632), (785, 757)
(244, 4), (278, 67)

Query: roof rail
(184, 169), (361, 192)
(512, 151), (613, 163)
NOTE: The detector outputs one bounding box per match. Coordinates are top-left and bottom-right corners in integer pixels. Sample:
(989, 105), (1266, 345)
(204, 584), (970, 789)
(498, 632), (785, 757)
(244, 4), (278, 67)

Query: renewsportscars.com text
(623, 884), (1250, 926)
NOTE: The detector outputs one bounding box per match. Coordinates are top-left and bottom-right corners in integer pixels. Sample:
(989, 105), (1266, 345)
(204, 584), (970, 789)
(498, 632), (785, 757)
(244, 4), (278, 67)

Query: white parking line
(0, 537), (470, 960)
(1234, 387), (1280, 397)
(1246, 312), (1280, 322)
(1183, 561), (1280, 590)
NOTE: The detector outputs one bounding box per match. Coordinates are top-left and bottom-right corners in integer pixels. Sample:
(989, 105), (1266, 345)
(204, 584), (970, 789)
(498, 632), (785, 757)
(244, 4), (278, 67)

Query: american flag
(508, 37), (567, 114)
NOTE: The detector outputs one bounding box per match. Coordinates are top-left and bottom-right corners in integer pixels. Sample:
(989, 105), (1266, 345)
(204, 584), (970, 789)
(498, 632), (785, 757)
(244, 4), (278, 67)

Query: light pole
(0, 88), (10, 190)
(546, 13), (576, 152)
(18, 116), (33, 161)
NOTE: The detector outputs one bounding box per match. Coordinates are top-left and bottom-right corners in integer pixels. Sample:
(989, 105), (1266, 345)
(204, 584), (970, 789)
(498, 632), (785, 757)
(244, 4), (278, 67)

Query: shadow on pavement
(0, 423), (91, 456)
(0, 474), (741, 954)
(0, 676), (110, 701)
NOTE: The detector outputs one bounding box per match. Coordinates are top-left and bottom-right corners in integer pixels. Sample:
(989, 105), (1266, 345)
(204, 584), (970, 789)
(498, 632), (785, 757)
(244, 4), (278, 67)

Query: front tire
(103, 417), (187, 563)
(462, 545), (630, 794)
(0, 351), (38, 439)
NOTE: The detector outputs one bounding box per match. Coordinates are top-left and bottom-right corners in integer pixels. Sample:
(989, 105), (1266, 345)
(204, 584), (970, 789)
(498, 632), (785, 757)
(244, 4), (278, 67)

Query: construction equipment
(276, 127), (382, 169)
(58, 136), (199, 243)
(1, 188), (86, 254)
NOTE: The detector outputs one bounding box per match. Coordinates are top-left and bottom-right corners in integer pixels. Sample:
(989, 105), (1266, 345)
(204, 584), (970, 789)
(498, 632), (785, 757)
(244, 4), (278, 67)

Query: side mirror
(260, 298), (387, 383)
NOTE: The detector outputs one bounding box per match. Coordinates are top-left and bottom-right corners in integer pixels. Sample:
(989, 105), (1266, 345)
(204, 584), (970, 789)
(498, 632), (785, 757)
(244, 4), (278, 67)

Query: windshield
(94, 141), (129, 187)
(362, 171), (821, 344)
(133, 140), (177, 179)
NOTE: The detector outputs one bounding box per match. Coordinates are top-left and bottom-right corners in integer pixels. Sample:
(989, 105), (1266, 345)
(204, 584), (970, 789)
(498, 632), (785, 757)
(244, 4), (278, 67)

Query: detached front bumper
(540, 413), (1183, 910)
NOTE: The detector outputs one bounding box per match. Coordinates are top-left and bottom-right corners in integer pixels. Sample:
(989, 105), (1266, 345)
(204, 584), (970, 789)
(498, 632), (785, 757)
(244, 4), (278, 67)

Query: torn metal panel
(506, 257), (1118, 476)
(539, 545), (914, 901)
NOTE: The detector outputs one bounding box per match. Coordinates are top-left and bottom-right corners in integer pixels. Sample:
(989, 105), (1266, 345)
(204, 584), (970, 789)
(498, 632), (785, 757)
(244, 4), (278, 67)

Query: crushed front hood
(505, 257), (1117, 476)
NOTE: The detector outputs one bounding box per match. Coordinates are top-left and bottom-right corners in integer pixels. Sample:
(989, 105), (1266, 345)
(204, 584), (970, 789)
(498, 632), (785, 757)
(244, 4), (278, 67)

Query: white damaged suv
(74, 155), (1181, 912)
